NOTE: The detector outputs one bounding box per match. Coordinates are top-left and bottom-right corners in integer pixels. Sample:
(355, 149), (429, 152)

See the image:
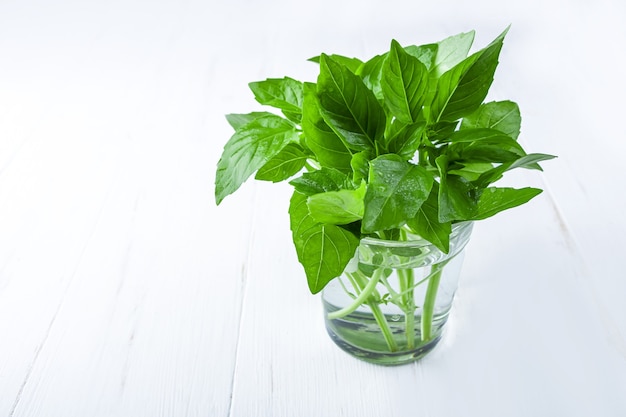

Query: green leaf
(444, 128), (526, 164)
(451, 139), (525, 164)
(248, 77), (304, 122)
(507, 153), (557, 170)
(362, 154), (434, 232)
(473, 153), (557, 188)
(381, 40), (429, 124)
(443, 127), (517, 144)
(317, 54), (386, 151)
(406, 183), (451, 253)
(215, 115), (298, 204)
(448, 162), (494, 181)
(301, 83), (352, 173)
(431, 28), (508, 122)
(385, 121), (425, 160)
(307, 182), (366, 225)
(289, 191), (360, 294)
(461, 100), (522, 140)
(255, 143), (307, 182)
(436, 155), (479, 222)
(470, 187), (542, 220)
(405, 43), (438, 70)
(431, 31), (475, 77)
(225, 112), (276, 130)
(357, 45), (435, 100)
(289, 167), (352, 196)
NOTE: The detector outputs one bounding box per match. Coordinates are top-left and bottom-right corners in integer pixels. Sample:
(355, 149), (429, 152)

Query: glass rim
(359, 221), (474, 249)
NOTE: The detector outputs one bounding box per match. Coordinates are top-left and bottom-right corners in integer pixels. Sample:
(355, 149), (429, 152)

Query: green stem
(398, 268), (416, 349)
(367, 299), (398, 352)
(327, 270), (382, 320)
(397, 228), (415, 349)
(421, 261), (447, 342)
(329, 269), (398, 352)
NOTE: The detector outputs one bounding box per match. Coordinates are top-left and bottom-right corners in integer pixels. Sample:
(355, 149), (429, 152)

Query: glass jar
(322, 222), (473, 365)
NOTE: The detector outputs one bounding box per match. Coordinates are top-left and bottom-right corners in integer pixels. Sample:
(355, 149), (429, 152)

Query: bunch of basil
(215, 28), (554, 294)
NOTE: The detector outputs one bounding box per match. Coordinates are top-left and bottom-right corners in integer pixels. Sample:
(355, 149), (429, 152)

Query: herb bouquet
(215, 28), (554, 365)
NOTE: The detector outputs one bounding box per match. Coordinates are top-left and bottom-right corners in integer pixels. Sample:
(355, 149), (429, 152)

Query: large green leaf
(431, 28), (508, 122)
(215, 114), (298, 204)
(461, 100), (522, 140)
(431, 31), (475, 77)
(301, 83), (352, 173)
(470, 187), (542, 220)
(248, 77), (304, 122)
(359, 42), (438, 118)
(362, 154), (434, 232)
(406, 183), (451, 253)
(255, 143), (307, 182)
(381, 40), (429, 124)
(405, 43), (438, 70)
(317, 54), (386, 151)
(307, 182), (366, 225)
(423, 31), (474, 110)
(289, 191), (360, 294)
(451, 141), (525, 164)
(356, 44), (436, 101)
(445, 128), (526, 164)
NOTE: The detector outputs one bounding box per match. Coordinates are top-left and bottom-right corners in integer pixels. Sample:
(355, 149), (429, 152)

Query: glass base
(324, 303), (449, 366)
(326, 327), (442, 366)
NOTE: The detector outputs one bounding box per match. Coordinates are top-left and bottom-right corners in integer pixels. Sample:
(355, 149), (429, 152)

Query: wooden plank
(0, 110), (124, 416)
(7, 135), (254, 416)
(0, 2), (258, 414)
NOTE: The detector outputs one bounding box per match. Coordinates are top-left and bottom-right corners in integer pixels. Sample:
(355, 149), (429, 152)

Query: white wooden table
(1, 1), (625, 415)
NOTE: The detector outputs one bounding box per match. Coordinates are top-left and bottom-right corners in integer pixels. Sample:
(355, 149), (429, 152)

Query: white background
(1, 0), (625, 416)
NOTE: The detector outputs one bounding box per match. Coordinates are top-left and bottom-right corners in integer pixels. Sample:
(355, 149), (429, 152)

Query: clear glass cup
(322, 222), (473, 365)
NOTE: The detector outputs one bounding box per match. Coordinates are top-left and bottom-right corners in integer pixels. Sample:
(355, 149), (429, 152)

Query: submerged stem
(421, 261), (448, 342)
(368, 299), (399, 352)
(327, 270), (381, 320)
(398, 268), (416, 349)
(397, 228), (416, 349)
(328, 268), (398, 352)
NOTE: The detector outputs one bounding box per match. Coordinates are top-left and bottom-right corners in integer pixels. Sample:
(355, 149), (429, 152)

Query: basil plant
(215, 28), (554, 294)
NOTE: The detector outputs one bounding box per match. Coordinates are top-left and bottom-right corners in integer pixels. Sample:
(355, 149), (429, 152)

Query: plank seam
(226, 186), (258, 417)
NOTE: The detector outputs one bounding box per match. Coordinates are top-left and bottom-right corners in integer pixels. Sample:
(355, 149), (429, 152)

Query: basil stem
(328, 268), (398, 352)
(327, 269), (382, 320)
(398, 267), (416, 349)
(421, 260), (448, 341)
